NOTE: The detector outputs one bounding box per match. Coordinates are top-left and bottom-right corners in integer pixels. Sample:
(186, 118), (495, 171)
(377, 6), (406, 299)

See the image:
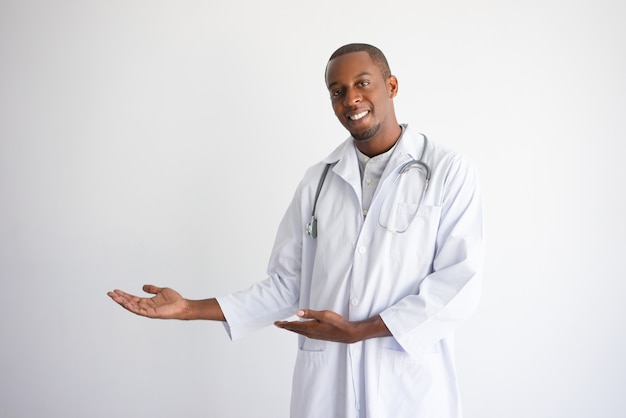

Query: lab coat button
(350, 297), (359, 306)
(358, 246), (366, 254)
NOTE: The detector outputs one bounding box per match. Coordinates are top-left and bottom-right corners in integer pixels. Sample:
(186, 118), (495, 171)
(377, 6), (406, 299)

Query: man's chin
(350, 124), (380, 142)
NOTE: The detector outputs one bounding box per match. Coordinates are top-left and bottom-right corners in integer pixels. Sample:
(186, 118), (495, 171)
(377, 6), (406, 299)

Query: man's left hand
(274, 309), (391, 344)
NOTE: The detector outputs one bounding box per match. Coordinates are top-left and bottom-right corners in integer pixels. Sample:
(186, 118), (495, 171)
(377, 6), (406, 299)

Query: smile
(348, 110), (369, 121)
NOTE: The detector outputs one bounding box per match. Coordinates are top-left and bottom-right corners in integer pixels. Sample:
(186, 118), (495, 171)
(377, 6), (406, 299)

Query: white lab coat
(217, 125), (483, 418)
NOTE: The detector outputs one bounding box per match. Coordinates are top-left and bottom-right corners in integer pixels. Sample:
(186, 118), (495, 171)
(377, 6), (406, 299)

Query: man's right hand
(107, 284), (190, 319)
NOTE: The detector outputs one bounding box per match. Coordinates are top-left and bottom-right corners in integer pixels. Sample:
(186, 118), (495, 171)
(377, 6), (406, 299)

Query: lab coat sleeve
(216, 182), (306, 341)
(379, 155), (483, 359)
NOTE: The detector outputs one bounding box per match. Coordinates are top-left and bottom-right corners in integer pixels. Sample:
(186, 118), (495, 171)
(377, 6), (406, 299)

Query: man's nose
(343, 88), (362, 107)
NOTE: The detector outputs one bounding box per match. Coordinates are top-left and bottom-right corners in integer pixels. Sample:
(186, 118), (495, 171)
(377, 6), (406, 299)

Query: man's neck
(354, 123), (403, 157)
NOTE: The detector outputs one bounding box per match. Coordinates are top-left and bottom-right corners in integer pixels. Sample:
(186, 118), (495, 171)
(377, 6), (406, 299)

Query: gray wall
(1, 0), (625, 417)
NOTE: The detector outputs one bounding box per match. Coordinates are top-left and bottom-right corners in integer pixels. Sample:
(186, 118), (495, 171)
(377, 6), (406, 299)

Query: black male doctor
(109, 43), (483, 418)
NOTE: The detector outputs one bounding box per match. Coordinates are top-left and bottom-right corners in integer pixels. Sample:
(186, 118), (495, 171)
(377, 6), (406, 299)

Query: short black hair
(327, 43), (392, 79)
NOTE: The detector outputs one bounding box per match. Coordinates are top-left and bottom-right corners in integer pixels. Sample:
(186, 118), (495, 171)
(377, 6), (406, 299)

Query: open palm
(108, 284), (187, 319)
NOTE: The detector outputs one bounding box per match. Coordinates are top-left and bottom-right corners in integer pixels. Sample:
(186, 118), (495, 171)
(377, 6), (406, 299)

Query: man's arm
(107, 284), (225, 321)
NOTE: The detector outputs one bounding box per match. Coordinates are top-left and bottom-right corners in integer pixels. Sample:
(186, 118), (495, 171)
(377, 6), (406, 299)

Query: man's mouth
(348, 110), (369, 121)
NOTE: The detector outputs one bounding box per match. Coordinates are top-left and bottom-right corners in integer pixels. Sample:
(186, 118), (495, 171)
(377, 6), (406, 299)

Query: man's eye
(359, 81), (370, 87)
(332, 89), (343, 97)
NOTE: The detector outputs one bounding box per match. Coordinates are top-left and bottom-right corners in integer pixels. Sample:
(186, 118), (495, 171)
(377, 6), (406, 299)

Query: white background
(1, 0), (625, 417)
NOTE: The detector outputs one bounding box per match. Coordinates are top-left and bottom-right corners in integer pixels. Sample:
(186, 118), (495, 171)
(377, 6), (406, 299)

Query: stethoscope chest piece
(305, 163), (331, 239)
(305, 216), (318, 238)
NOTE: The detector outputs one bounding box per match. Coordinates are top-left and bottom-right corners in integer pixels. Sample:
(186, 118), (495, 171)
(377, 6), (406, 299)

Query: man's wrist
(350, 315), (391, 343)
(186, 298), (225, 321)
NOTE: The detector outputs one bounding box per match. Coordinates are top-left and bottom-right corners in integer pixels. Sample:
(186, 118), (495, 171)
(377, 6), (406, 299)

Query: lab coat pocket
(379, 200), (419, 232)
(378, 347), (440, 418)
(291, 344), (335, 417)
(390, 204), (442, 267)
(295, 338), (327, 371)
(294, 339), (326, 385)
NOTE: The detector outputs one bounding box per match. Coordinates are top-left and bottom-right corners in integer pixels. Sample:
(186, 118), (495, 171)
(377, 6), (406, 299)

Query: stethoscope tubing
(306, 134), (431, 238)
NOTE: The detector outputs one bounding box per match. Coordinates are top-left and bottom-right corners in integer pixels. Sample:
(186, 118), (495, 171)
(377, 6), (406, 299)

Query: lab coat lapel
(382, 126), (426, 180)
(323, 138), (362, 204)
(320, 126), (427, 207)
(374, 126), (427, 203)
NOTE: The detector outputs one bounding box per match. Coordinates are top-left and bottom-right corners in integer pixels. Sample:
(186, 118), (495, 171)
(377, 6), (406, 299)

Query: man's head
(325, 44), (400, 156)
(326, 43), (392, 80)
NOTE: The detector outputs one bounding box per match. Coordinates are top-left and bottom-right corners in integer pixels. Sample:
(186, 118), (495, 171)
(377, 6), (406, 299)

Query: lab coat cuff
(215, 295), (253, 341)
(216, 294), (287, 341)
(379, 309), (432, 361)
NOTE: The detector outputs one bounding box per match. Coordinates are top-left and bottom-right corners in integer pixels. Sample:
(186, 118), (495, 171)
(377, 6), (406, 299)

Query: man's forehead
(326, 51), (378, 85)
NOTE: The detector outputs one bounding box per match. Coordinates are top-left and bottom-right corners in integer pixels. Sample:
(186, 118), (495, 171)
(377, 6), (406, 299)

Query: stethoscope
(306, 134), (431, 238)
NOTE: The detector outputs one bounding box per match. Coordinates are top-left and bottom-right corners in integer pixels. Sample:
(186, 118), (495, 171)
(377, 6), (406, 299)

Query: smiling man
(108, 43), (484, 418)
(326, 45), (401, 154)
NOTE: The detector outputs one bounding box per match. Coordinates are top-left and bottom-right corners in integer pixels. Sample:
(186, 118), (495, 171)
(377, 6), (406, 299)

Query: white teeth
(349, 110), (368, 121)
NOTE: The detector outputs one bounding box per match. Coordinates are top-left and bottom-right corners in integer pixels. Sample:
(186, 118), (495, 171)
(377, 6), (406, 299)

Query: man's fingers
(112, 290), (140, 303)
(108, 290), (130, 303)
(107, 289), (157, 318)
(297, 309), (317, 319)
(274, 320), (310, 335)
(142, 284), (161, 295)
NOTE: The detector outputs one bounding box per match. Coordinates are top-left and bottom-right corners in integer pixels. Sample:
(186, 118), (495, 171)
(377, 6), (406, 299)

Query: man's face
(325, 51), (397, 142)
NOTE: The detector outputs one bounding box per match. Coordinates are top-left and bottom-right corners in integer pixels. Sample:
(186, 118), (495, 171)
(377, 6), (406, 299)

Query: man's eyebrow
(354, 71), (372, 79)
(327, 72), (373, 89)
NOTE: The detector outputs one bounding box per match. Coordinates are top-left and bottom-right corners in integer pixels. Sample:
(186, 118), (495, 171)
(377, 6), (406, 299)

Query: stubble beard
(351, 123), (381, 142)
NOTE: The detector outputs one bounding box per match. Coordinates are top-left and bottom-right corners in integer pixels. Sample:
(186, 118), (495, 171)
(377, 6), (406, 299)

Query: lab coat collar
(321, 124), (427, 180)
(322, 137), (359, 186)
(382, 124), (428, 180)
(320, 124), (427, 204)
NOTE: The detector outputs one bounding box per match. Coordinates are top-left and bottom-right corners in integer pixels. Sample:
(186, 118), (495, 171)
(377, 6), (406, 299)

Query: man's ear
(387, 75), (399, 98)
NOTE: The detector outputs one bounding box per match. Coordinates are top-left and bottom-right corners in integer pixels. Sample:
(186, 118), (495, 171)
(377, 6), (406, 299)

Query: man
(108, 43), (483, 418)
